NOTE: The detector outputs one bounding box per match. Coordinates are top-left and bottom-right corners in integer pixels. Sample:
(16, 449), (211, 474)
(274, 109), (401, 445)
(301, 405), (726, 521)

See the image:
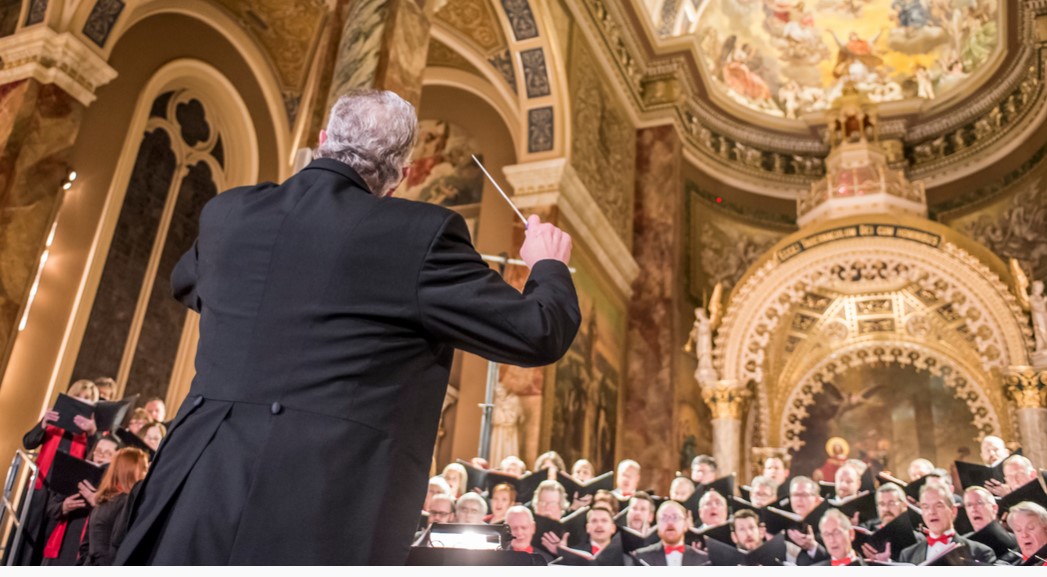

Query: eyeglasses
(660, 514), (685, 523)
(430, 510), (453, 518)
(791, 492), (815, 498)
(877, 499), (903, 508)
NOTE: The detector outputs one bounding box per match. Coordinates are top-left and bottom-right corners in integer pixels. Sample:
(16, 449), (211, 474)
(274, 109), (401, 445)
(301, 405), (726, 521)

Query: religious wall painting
(546, 271), (625, 473)
(790, 364), (982, 482)
(943, 176), (1047, 284)
(402, 119), (485, 237)
(668, 0), (1000, 118)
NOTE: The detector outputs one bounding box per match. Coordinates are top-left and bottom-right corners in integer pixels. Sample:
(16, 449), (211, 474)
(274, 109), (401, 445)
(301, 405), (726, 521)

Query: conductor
(115, 90), (581, 565)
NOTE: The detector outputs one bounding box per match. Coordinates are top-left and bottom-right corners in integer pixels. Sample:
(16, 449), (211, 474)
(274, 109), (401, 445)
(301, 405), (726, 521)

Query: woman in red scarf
(9, 380), (99, 565)
(40, 437), (118, 565)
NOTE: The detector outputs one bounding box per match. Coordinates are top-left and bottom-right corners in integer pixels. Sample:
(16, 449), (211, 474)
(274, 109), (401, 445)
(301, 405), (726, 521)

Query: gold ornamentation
(1004, 367), (1047, 409)
(435, 0), (507, 55)
(702, 381), (752, 420)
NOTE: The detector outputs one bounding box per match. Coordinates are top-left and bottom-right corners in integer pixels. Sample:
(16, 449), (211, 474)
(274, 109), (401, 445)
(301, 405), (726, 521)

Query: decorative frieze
(0, 27), (117, 106)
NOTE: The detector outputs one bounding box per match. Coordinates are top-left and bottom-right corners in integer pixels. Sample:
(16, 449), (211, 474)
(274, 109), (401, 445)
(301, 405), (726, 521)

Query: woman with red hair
(78, 447), (148, 565)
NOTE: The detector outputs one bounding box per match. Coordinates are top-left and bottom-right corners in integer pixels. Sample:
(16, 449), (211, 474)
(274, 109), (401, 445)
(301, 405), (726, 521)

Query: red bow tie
(926, 534), (952, 546)
(831, 558), (853, 566)
(515, 545), (533, 554)
(591, 545), (601, 555)
(665, 545), (686, 555)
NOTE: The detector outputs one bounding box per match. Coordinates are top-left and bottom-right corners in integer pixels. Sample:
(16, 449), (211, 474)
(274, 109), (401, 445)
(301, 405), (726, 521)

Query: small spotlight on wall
(60, 168), (77, 191)
(68, 170), (77, 182)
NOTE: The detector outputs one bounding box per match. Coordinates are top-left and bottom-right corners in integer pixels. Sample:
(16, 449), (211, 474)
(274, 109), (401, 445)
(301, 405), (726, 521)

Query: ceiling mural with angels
(659, 0), (1001, 119)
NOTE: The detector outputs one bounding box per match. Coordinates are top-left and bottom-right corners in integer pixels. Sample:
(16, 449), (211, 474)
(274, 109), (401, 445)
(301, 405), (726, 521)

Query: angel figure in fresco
(763, 0), (829, 65)
(823, 382), (885, 420)
(830, 30), (884, 82)
(720, 36), (773, 102)
(1031, 281), (1047, 354)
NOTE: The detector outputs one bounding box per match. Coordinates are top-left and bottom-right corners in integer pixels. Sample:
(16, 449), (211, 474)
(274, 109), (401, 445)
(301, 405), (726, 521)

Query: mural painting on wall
(789, 364), (981, 484)
(402, 119), (484, 236)
(689, 192), (788, 300)
(679, 0), (999, 118)
(946, 181), (1047, 283)
(549, 291), (622, 473)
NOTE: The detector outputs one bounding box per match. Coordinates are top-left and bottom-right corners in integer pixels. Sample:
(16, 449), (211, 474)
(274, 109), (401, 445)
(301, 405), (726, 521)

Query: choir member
(762, 457), (790, 488)
(626, 492), (656, 532)
(571, 459), (595, 483)
(13, 379), (99, 566)
(786, 476), (829, 565)
(731, 509), (766, 552)
(580, 505), (623, 563)
(670, 476), (696, 502)
(962, 486), (1019, 564)
(749, 475), (778, 508)
(697, 490), (729, 529)
(486, 483), (516, 524)
(813, 509), (863, 566)
(92, 377), (117, 402)
(506, 506), (553, 563)
(78, 448), (148, 565)
(833, 463), (861, 500)
(137, 422), (166, 453)
(125, 409), (151, 435)
(690, 455), (717, 485)
(423, 476), (451, 513)
(41, 437), (117, 565)
(533, 480), (568, 520)
(1008, 501), (1047, 565)
(1003, 455), (1037, 493)
(440, 462), (468, 499)
(908, 458), (934, 482)
(534, 451), (566, 479)
(425, 493), (455, 526)
(143, 397), (166, 425)
(612, 460), (641, 500)
(454, 492), (488, 524)
(898, 482), (996, 564)
(630, 501), (710, 566)
(499, 456), (527, 477)
(979, 435), (1010, 467)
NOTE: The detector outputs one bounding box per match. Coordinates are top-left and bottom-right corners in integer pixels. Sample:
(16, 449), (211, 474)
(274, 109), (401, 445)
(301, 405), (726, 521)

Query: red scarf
(43, 504), (90, 559)
(35, 425), (87, 490)
(514, 545), (534, 554)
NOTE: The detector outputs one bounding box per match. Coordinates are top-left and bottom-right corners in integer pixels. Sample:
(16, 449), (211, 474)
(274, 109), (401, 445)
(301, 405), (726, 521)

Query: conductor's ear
(318, 129), (328, 147)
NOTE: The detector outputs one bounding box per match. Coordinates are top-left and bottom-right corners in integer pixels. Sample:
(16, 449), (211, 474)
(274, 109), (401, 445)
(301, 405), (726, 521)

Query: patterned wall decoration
(0, 0), (21, 36)
(82, 0), (124, 48)
(24, 0), (46, 26)
(401, 119), (484, 208)
(569, 28), (635, 245)
(488, 49), (518, 94)
(214, 0), (327, 92)
(527, 106), (553, 153)
(435, 0), (507, 54)
(687, 186), (790, 300)
(520, 47), (551, 98)
(427, 39), (482, 76)
(500, 0), (539, 41)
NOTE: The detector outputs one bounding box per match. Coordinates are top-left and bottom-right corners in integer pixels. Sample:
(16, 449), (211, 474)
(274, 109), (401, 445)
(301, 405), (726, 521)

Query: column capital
(503, 157), (639, 299)
(1005, 366), (1047, 409)
(0, 27), (117, 106)
(701, 379), (752, 420)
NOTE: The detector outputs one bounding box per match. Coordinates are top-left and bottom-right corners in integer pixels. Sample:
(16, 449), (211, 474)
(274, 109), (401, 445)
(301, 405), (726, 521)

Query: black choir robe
(114, 159), (580, 565)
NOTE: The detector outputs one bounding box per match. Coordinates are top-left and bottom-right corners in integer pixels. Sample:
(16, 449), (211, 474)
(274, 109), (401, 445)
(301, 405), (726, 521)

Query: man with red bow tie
(898, 482), (996, 564)
(1008, 501), (1047, 566)
(506, 506), (554, 564)
(630, 501), (710, 566)
(813, 509), (865, 566)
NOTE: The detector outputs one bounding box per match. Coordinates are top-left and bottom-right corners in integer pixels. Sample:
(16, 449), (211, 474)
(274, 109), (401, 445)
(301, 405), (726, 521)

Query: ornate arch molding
(777, 340), (1006, 452)
(715, 217), (1031, 447)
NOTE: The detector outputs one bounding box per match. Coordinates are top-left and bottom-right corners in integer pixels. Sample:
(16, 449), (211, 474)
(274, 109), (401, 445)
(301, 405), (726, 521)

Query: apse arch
(714, 214), (1031, 450)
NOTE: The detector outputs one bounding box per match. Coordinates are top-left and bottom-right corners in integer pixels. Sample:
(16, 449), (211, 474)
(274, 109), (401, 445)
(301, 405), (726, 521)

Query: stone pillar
(624, 125), (684, 492)
(326, 0), (434, 109)
(1005, 367), (1047, 468)
(0, 28), (116, 380)
(701, 380), (752, 479)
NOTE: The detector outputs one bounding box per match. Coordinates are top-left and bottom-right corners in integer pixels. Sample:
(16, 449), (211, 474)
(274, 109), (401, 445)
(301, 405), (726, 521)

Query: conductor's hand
(520, 215), (572, 269)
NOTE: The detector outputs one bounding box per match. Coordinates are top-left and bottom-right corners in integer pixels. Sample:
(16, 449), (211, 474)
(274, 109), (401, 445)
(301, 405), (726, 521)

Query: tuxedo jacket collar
(302, 158), (373, 194)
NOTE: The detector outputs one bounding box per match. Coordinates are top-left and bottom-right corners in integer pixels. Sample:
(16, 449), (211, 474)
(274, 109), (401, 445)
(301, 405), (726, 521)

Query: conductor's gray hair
(314, 90), (417, 195)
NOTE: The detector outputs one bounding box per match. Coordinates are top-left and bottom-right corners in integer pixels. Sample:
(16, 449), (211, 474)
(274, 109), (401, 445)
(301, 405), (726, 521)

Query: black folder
(964, 520), (1017, 559)
(684, 521), (732, 547)
(531, 506), (588, 550)
(850, 509), (918, 561)
(998, 473), (1047, 513)
(557, 471), (614, 502)
(48, 450), (105, 497)
(93, 395), (137, 432)
(51, 393), (94, 434)
(954, 460), (1005, 490)
(618, 525), (659, 553)
(705, 533), (787, 566)
(829, 490), (877, 523)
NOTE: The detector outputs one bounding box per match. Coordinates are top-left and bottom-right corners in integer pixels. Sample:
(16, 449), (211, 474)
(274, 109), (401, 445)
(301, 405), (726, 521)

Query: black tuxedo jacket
(898, 534), (997, 565)
(115, 159), (580, 565)
(631, 542), (710, 566)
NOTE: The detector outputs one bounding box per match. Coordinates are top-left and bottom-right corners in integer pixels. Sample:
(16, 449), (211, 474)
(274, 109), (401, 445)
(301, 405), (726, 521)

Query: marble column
(624, 125), (684, 492)
(1005, 367), (1047, 468)
(326, 0), (433, 109)
(701, 380), (752, 479)
(0, 28), (115, 380)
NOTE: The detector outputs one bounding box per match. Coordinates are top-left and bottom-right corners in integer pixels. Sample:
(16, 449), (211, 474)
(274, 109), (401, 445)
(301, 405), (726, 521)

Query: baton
(471, 154), (528, 228)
